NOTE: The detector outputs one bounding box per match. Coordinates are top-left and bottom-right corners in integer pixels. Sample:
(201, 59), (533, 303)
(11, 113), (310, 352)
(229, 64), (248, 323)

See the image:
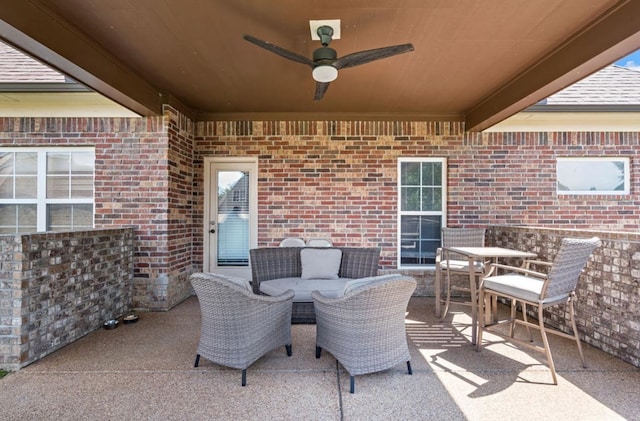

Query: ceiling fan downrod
(316, 25), (334, 46)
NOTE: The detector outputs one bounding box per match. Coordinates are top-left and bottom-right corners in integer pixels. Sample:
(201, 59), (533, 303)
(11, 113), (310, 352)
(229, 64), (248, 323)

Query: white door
(204, 157), (257, 279)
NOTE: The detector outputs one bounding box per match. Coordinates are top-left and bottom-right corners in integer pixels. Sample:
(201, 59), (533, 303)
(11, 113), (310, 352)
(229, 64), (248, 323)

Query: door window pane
(217, 171), (249, 266)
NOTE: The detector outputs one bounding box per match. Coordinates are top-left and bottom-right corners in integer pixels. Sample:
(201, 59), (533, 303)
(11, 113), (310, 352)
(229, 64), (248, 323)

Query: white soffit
(0, 92), (141, 117)
(485, 112), (640, 132)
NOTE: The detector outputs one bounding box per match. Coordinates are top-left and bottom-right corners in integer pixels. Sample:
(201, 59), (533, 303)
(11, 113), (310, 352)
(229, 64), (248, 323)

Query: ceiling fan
(243, 25), (414, 101)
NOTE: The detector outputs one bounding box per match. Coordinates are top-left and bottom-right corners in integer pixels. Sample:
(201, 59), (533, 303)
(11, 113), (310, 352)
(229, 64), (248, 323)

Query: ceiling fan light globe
(312, 65), (338, 82)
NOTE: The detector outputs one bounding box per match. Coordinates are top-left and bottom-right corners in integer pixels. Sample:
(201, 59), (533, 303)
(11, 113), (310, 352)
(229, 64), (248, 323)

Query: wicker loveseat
(249, 247), (383, 323)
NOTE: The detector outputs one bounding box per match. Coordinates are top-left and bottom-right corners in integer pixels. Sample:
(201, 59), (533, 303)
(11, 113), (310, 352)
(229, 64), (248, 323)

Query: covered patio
(1, 3), (640, 418)
(1, 295), (637, 420)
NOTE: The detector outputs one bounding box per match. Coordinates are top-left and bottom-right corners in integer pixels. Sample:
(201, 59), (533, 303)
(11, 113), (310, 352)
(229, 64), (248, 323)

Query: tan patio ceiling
(1, 1), (640, 131)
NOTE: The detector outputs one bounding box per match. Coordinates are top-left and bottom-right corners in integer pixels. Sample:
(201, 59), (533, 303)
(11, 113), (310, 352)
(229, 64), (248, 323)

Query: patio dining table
(442, 246), (537, 345)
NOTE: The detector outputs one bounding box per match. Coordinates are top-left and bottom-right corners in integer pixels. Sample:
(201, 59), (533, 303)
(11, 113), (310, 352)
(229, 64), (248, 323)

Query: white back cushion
(300, 248), (342, 279)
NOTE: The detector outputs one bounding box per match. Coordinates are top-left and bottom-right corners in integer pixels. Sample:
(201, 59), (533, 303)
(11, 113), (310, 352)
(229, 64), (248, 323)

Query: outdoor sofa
(250, 246), (397, 323)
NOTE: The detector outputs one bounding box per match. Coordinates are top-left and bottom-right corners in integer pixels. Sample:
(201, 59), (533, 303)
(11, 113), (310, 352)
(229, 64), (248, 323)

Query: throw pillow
(300, 248), (342, 279)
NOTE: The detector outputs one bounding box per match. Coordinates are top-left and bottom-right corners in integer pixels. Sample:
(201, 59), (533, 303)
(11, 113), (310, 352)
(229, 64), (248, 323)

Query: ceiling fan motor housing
(313, 46), (337, 63)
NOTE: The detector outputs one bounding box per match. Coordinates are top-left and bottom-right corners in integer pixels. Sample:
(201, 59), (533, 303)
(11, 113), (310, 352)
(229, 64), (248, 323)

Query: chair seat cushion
(440, 259), (484, 272)
(483, 274), (569, 304)
(260, 277), (353, 302)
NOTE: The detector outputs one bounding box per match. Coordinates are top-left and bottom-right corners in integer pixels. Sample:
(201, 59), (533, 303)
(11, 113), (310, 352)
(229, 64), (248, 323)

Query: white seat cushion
(440, 259), (484, 272)
(483, 274), (569, 304)
(260, 277), (352, 302)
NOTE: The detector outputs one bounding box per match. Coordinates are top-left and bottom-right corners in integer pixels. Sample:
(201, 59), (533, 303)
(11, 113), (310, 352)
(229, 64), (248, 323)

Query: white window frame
(557, 157), (630, 195)
(0, 146), (95, 232)
(397, 157), (447, 269)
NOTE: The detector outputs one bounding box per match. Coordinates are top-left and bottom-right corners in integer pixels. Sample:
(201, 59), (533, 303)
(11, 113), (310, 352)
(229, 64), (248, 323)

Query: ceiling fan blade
(243, 34), (314, 67)
(314, 82), (330, 101)
(333, 44), (414, 70)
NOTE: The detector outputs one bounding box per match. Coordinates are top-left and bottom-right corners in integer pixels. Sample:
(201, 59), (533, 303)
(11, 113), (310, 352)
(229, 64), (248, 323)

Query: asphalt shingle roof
(545, 65), (640, 105)
(0, 41), (65, 83)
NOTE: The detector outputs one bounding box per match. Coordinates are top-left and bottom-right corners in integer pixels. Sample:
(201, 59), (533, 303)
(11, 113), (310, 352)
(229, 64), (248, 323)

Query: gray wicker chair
(190, 272), (295, 386)
(435, 227), (486, 318)
(476, 237), (601, 384)
(312, 275), (417, 393)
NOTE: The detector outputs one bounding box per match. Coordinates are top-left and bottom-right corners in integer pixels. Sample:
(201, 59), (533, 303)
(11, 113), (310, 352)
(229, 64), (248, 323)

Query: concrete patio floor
(1, 296), (638, 420)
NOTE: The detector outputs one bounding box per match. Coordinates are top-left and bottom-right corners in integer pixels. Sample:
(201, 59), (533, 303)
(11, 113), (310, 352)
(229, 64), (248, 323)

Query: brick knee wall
(0, 228), (134, 370)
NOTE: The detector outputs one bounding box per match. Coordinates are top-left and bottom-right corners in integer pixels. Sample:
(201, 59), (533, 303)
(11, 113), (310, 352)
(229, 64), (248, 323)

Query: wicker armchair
(190, 272), (294, 386)
(312, 275), (417, 393)
(477, 237), (601, 384)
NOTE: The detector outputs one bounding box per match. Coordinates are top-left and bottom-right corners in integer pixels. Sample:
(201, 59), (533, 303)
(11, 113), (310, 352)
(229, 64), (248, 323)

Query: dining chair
(190, 272), (294, 386)
(476, 236), (601, 384)
(435, 227), (486, 318)
(312, 275), (416, 393)
(279, 237), (306, 247)
(305, 238), (333, 247)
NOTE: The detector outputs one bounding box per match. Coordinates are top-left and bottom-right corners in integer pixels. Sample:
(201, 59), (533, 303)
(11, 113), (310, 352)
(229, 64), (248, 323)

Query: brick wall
(193, 121), (640, 272)
(0, 228), (134, 370)
(164, 107), (195, 307)
(461, 132), (638, 230)
(0, 110), (195, 311)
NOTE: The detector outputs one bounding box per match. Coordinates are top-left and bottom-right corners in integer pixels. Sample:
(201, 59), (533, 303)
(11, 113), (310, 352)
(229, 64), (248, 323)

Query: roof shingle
(0, 41), (65, 83)
(544, 65), (640, 105)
